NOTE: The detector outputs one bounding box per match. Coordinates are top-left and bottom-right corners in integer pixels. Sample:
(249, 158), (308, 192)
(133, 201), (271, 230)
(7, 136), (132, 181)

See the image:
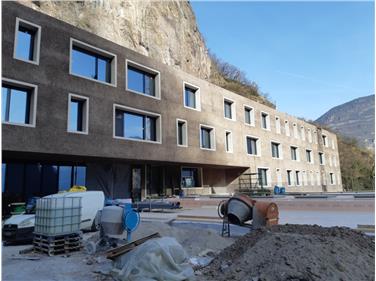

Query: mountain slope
(316, 95), (375, 149)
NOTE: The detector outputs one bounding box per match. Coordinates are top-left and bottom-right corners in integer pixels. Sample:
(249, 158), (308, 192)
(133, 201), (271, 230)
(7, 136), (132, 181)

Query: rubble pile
(197, 224), (375, 281)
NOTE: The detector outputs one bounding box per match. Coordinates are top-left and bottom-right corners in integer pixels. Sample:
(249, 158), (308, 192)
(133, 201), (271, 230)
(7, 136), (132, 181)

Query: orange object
(254, 201), (279, 226)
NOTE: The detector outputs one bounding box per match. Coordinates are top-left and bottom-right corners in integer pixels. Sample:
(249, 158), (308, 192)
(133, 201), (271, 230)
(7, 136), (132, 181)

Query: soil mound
(198, 224), (375, 281)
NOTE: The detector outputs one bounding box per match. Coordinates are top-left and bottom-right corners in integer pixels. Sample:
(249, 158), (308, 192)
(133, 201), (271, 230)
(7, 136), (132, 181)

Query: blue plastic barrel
(280, 187), (286, 194)
(274, 186), (280, 195)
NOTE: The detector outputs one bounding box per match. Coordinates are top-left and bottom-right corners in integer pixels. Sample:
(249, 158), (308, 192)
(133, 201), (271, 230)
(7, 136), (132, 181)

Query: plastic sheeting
(112, 237), (195, 281)
(86, 163), (131, 198)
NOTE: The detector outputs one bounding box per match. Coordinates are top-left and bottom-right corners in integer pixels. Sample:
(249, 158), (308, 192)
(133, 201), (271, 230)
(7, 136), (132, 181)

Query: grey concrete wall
(2, 2), (342, 192)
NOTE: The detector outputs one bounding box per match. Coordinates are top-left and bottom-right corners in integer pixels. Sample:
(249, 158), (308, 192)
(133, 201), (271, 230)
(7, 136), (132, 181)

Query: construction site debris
(197, 224), (375, 281)
(106, 232), (160, 259)
(111, 237), (195, 281)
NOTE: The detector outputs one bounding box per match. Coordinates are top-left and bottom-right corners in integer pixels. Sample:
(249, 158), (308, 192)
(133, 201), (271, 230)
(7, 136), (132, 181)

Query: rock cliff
(20, 0), (212, 79)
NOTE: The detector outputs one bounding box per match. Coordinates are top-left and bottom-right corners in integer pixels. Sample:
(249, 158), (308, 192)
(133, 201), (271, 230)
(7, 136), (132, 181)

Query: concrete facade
(2, 2), (342, 201)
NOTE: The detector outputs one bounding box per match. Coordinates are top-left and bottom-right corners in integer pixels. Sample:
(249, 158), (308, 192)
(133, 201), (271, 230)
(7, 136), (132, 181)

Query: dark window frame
(115, 109), (158, 142)
(2, 83), (32, 124)
(200, 126), (213, 149)
(72, 45), (112, 83)
(246, 136), (258, 155)
(271, 142), (280, 158)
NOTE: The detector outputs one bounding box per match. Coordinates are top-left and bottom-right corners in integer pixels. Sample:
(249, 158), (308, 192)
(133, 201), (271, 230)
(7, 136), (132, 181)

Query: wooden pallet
(33, 233), (82, 256)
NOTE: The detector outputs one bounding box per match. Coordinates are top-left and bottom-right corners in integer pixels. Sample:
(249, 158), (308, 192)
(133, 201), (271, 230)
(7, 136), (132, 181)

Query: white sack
(112, 237), (195, 281)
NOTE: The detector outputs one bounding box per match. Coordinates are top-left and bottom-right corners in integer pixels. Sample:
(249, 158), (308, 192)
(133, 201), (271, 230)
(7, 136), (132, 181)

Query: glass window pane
(262, 114), (267, 128)
(145, 116), (156, 141)
(224, 102), (232, 119)
(185, 87), (196, 108)
(58, 166), (72, 191)
(72, 47), (97, 80)
(144, 74), (155, 96)
(16, 27), (34, 61)
(178, 122), (183, 145)
(245, 109), (251, 124)
(115, 110), (124, 137)
(2, 163), (6, 192)
(69, 99), (84, 131)
(124, 112), (144, 140)
(258, 169), (267, 186)
(9, 88), (28, 124)
(97, 57), (111, 83)
(2, 87), (8, 122)
(128, 67), (145, 94)
(74, 166), (86, 186)
(181, 168), (198, 187)
(201, 128), (211, 148)
(247, 138), (257, 155)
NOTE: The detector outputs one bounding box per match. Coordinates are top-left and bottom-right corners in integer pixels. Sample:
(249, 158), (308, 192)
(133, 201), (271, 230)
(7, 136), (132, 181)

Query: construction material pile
(197, 224), (374, 281)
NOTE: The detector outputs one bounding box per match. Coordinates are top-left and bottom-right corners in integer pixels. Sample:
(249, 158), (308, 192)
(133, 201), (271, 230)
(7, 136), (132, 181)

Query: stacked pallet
(33, 196), (83, 256)
(33, 232), (82, 256)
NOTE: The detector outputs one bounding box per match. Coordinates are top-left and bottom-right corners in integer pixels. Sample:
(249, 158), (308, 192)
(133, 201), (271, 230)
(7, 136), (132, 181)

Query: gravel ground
(2, 221), (233, 281)
(197, 224), (375, 281)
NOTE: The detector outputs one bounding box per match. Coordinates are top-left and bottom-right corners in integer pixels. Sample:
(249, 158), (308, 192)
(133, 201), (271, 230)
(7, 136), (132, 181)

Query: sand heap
(197, 224), (374, 281)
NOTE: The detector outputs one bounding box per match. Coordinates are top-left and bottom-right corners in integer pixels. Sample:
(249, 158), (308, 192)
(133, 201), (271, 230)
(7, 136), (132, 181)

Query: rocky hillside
(19, 0), (272, 106)
(316, 95), (375, 149)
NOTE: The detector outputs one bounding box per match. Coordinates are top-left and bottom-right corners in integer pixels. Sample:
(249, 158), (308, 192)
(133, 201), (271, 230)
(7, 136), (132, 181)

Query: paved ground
(2, 195), (374, 280)
(140, 196), (375, 230)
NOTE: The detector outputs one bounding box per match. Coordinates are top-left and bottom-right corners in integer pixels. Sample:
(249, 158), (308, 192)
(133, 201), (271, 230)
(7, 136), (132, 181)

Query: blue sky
(191, 1), (374, 120)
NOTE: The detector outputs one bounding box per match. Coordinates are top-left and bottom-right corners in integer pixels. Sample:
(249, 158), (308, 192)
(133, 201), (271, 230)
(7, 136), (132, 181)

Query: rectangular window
(285, 121), (290, 136)
(2, 79), (37, 126)
(271, 142), (280, 158)
(176, 119), (187, 146)
(14, 18), (41, 64)
(261, 112), (270, 130)
(224, 98), (235, 120)
(275, 117), (281, 134)
(58, 166), (86, 191)
(258, 168), (268, 187)
(225, 131), (233, 153)
(181, 167), (200, 188)
(330, 173), (334, 185)
(295, 171), (301, 186)
(306, 149), (312, 163)
(70, 39), (116, 85)
(114, 105), (161, 143)
(246, 136), (258, 155)
(287, 170), (292, 186)
(224, 100), (232, 119)
(200, 125), (215, 150)
(126, 60), (160, 98)
(68, 94), (88, 133)
(322, 135), (328, 147)
(291, 146), (298, 161)
(244, 106), (254, 126)
(319, 152), (325, 165)
(184, 82), (200, 110)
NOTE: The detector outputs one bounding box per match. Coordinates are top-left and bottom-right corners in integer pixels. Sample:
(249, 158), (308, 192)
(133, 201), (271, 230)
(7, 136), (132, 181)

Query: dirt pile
(197, 224), (375, 281)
